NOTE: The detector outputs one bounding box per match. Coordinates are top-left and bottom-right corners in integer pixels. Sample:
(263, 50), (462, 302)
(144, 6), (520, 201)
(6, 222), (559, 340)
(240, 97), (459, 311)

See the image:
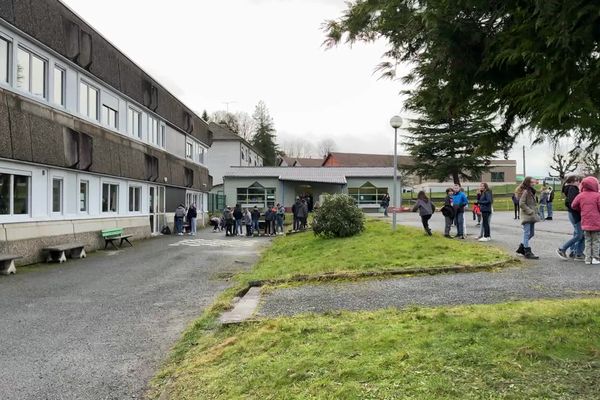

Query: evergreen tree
(201, 110), (209, 122)
(251, 101), (278, 166)
(404, 102), (498, 186)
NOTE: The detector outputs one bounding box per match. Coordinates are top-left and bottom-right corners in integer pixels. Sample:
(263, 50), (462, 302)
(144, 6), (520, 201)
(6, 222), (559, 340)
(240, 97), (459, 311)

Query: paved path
(258, 212), (600, 317)
(0, 230), (269, 400)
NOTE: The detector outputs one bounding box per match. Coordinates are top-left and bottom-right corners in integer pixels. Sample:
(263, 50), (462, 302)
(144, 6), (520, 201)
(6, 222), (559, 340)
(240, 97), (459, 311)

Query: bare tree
(210, 110), (255, 141)
(581, 150), (600, 177)
(318, 138), (336, 158)
(549, 142), (580, 181)
(281, 138), (315, 158)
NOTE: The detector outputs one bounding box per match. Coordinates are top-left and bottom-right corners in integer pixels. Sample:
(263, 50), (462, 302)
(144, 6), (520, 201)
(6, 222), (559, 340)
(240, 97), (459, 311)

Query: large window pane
(13, 175), (29, 215)
(102, 183), (109, 212)
(52, 178), (62, 213)
(80, 181), (88, 212)
(16, 48), (29, 91)
(109, 184), (118, 212)
(0, 174), (9, 214)
(88, 86), (98, 120)
(0, 38), (9, 83)
(80, 82), (87, 115)
(31, 54), (45, 98)
(53, 67), (65, 106)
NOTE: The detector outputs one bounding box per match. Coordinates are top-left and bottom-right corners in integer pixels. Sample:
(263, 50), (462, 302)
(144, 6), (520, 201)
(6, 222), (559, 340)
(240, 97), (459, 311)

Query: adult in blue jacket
(452, 184), (469, 239)
(477, 182), (493, 241)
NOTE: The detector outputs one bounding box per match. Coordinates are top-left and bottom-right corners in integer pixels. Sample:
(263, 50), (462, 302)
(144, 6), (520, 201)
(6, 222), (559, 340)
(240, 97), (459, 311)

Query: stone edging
(247, 258), (518, 287)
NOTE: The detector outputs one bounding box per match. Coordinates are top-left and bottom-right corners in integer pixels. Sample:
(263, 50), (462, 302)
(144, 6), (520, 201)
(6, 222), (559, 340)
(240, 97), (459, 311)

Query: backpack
(441, 205), (455, 218)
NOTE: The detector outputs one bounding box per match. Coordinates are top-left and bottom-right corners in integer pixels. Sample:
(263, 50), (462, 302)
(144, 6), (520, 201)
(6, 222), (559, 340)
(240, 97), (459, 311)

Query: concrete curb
(248, 258), (519, 287)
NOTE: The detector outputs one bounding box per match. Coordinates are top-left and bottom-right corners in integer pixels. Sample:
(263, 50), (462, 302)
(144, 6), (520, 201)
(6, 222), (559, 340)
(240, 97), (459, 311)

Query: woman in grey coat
(412, 190), (436, 236)
(517, 177), (542, 259)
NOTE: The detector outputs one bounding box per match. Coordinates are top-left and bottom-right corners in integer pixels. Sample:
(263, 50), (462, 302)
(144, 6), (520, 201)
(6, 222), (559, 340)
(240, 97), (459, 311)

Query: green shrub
(312, 194), (365, 238)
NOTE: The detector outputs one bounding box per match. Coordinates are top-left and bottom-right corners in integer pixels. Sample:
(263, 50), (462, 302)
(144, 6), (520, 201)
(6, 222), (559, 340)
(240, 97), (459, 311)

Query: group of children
(409, 174), (600, 265)
(210, 204), (286, 237)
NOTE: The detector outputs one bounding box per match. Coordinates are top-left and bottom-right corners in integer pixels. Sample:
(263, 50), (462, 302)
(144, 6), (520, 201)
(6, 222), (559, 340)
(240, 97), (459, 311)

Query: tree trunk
(452, 172), (461, 185)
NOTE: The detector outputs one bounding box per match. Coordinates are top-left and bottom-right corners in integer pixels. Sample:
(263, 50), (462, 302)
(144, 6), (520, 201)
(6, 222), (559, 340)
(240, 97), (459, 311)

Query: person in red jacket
(571, 176), (600, 265)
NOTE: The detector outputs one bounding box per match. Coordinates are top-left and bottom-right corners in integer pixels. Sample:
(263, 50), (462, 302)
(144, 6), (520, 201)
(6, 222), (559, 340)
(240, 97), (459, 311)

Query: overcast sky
(62, 0), (552, 176)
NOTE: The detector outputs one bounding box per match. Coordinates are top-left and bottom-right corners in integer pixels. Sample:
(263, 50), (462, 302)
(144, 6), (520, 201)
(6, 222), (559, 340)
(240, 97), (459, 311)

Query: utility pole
(522, 145), (526, 177)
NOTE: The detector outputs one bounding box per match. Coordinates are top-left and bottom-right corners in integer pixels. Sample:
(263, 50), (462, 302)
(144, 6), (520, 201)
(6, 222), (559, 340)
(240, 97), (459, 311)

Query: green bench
(101, 228), (133, 250)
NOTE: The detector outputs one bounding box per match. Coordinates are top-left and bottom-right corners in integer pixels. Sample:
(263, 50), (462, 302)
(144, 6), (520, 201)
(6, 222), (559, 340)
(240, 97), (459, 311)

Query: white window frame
(80, 80), (99, 121)
(185, 141), (193, 159)
(79, 179), (89, 214)
(101, 181), (120, 214)
(127, 106), (142, 139)
(148, 115), (159, 147)
(51, 177), (63, 215)
(16, 45), (47, 99)
(128, 184), (142, 213)
(0, 169), (31, 217)
(101, 104), (118, 129)
(53, 64), (65, 107)
(0, 34), (12, 86)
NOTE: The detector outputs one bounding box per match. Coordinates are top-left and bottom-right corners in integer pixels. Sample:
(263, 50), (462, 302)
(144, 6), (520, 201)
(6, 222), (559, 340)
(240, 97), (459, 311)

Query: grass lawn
(239, 219), (511, 283)
(152, 298), (600, 399)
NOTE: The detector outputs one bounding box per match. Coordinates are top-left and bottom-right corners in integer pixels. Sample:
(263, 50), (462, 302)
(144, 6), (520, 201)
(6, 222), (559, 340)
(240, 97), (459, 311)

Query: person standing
(477, 183), (493, 242)
(441, 188), (455, 238)
(174, 204), (186, 236)
(546, 186), (554, 220)
(223, 206), (234, 237)
(276, 203), (285, 235)
(511, 192), (520, 220)
(233, 204), (243, 236)
(264, 207), (275, 236)
(557, 176), (584, 261)
(292, 197), (301, 231)
(251, 206), (261, 236)
(412, 190), (435, 235)
(299, 199), (309, 230)
(452, 184), (468, 239)
(381, 193), (391, 217)
(516, 177), (541, 259)
(570, 176), (600, 265)
(538, 186), (549, 220)
(243, 208), (253, 237)
(186, 203), (197, 236)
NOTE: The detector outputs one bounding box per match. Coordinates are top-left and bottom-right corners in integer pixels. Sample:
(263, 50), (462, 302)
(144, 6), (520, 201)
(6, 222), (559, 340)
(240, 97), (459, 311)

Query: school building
(0, 1), (211, 264)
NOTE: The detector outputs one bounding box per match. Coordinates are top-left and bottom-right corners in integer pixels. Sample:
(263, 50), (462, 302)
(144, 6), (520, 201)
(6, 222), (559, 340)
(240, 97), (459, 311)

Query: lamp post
(390, 115), (403, 231)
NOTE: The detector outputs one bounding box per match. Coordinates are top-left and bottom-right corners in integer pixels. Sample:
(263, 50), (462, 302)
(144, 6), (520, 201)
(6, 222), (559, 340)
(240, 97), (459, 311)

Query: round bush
(312, 194), (365, 238)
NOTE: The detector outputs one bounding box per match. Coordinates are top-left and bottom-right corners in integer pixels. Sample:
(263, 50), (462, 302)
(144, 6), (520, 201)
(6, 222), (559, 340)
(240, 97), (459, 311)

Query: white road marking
(169, 238), (257, 248)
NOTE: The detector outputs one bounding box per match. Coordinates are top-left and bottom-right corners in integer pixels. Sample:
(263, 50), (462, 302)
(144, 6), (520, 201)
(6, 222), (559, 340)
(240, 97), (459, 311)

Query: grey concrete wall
(0, 88), (210, 191)
(0, 216), (151, 266)
(0, 0), (212, 147)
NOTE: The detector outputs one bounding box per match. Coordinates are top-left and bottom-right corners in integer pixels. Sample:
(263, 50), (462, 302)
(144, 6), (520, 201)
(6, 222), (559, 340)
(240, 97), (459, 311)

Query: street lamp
(390, 115), (403, 231)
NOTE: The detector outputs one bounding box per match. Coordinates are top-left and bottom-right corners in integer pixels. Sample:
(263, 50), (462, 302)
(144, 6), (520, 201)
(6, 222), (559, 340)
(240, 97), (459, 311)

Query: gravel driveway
(0, 230), (268, 400)
(258, 211), (600, 317)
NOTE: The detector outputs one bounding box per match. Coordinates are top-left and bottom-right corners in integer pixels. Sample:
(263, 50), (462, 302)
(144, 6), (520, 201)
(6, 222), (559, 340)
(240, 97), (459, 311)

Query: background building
(223, 167), (398, 211)
(0, 0), (211, 264)
(205, 122), (263, 211)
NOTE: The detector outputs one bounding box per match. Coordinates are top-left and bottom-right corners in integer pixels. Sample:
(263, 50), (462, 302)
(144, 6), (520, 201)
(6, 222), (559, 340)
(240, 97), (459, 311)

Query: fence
(404, 183), (566, 212)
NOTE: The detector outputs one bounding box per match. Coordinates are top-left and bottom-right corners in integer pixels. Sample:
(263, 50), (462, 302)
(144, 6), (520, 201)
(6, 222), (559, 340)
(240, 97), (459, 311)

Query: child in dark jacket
(412, 190), (435, 236)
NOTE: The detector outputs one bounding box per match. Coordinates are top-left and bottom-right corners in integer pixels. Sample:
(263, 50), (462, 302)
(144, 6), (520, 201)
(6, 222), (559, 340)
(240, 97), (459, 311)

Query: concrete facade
(0, 1), (212, 264)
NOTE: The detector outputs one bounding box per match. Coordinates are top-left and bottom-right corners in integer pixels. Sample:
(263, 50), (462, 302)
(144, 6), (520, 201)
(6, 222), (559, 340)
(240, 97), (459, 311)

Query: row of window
(0, 172), (146, 217)
(0, 34), (172, 151)
(240, 145), (262, 166)
(186, 140), (205, 164)
(236, 186), (276, 209)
